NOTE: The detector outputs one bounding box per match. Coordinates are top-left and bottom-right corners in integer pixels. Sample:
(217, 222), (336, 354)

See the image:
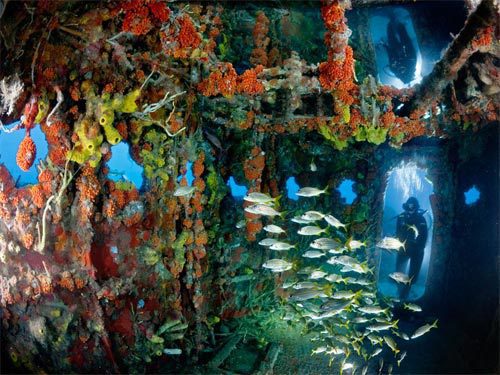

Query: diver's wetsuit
(395, 209), (428, 299)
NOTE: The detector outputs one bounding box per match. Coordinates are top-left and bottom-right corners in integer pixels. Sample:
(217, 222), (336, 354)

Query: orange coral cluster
(41, 120), (70, 166)
(76, 166), (100, 218)
(243, 147), (266, 242)
(471, 26), (494, 49)
(318, 1), (356, 109)
(160, 14), (201, 59)
(198, 63), (265, 97)
(121, 0), (170, 36)
(16, 134), (37, 171)
(250, 11), (270, 67)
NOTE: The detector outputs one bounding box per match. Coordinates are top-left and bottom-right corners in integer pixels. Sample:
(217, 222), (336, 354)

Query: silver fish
(324, 214), (346, 228)
(366, 320), (398, 332)
(358, 305), (387, 315)
(244, 204), (282, 217)
(383, 335), (400, 355)
(236, 219), (246, 229)
(406, 224), (419, 238)
(292, 281), (316, 290)
(262, 259), (293, 272)
(377, 237), (405, 251)
(309, 270), (327, 279)
(301, 210), (325, 221)
(270, 241), (295, 251)
(243, 192), (279, 204)
(311, 346), (327, 354)
(296, 186), (329, 197)
(289, 289), (326, 301)
(332, 290), (359, 300)
(163, 348), (182, 355)
(311, 237), (341, 249)
(258, 238), (279, 247)
(173, 186), (196, 197)
(291, 216), (314, 224)
(302, 250), (326, 258)
(298, 226), (327, 236)
(310, 160), (317, 172)
(403, 302), (422, 312)
(263, 224), (286, 234)
(389, 272), (413, 285)
(397, 350), (407, 366)
(348, 239), (366, 250)
(411, 319), (438, 339)
(370, 347), (383, 358)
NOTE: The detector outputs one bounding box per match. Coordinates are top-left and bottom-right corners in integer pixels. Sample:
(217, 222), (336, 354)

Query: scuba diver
(396, 197), (428, 300)
(381, 13), (417, 85)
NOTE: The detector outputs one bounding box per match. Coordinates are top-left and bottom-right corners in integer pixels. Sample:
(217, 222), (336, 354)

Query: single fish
(403, 302), (422, 312)
(358, 305), (387, 315)
(377, 237), (406, 251)
(311, 238), (342, 250)
(348, 238), (366, 250)
(270, 241), (295, 251)
(263, 224), (286, 234)
(378, 358), (384, 375)
(291, 216), (314, 224)
(309, 270), (327, 279)
(411, 319), (438, 339)
(262, 259), (293, 272)
(370, 347), (383, 358)
(326, 347), (345, 355)
(302, 250), (326, 259)
(324, 214), (346, 229)
(297, 226), (327, 236)
(289, 288), (326, 301)
(325, 274), (346, 283)
(388, 364), (393, 375)
(236, 219), (246, 229)
(243, 192), (280, 204)
(389, 272), (413, 285)
(332, 290), (360, 300)
(244, 204), (282, 217)
(361, 365), (368, 375)
(353, 317), (370, 324)
(163, 348), (182, 355)
(311, 346), (327, 355)
(367, 334), (383, 345)
(292, 281), (316, 290)
(341, 362), (354, 371)
(320, 299), (353, 312)
(397, 350), (407, 367)
(383, 335), (400, 355)
(296, 186), (329, 197)
(301, 210), (325, 221)
(346, 277), (371, 286)
(406, 224), (419, 238)
(366, 320), (399, 332)
(310, 160), (317, 172)
(258, 238), (279, 247)
(173, 186), (196, 197)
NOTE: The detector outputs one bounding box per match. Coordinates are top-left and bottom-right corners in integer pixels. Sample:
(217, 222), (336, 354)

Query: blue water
(464, 186), (480, 205)
(337, 179), (357, 204)
(106, 142), (144, 189)
(286, 177), (299, 200)
(227, 176), (248, 198)
(0, 120), (48, 186)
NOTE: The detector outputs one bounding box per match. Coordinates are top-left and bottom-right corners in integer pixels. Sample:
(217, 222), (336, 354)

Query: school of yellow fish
(243, 187), (438, 374)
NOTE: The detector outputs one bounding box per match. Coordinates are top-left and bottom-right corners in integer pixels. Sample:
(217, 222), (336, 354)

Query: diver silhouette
(382, 14), (417, 84)
(395, 197), (428, 300)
